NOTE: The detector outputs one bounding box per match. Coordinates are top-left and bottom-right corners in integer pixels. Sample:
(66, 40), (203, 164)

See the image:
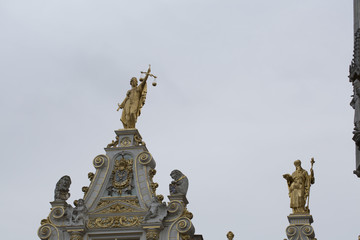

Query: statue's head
(60, 175), (71, 187)
(130, 77), (138, 87)
(294, 160), (302, 169)
(170, 170), (182, 180)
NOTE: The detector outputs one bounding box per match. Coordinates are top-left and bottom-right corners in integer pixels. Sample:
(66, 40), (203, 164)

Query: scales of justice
(117, 65), (157, 129)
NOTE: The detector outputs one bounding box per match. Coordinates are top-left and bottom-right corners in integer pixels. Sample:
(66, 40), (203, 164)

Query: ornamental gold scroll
(87, 216), (143, 229)
(117, 65), (157, 129)
(283, 158), (315, 214)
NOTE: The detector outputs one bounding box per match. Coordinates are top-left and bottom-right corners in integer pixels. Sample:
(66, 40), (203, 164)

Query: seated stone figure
(144, 196), (167, 223)
(54, 175), (71, 201)
(71, 199), (87, 225)
(169, 170), (188, 196)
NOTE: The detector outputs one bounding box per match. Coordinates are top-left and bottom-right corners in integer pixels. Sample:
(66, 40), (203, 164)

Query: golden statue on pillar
(117, 65), (157, 129)
(283, 158), (315, 214)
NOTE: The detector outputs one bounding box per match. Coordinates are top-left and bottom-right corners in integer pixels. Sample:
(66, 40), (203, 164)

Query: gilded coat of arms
(108, 158), (134, 196)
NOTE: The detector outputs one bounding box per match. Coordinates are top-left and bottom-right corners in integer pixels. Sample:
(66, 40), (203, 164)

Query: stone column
(285, 214), (316, 240)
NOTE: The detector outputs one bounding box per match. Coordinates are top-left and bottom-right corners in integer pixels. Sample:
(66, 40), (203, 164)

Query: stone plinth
(168, 194), (189, 205)
(50, 200), (68, 208)
(285, 214), (315, 240)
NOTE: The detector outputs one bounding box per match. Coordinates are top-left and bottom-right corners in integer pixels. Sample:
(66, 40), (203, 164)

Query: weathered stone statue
(117, 66), (157, 129)
(169, 170), (188, 196)
(54, 175), (71, 201)
(144, 196), (167, 223)
(71, 199), (87, 225)
(283, 159), (315, 214)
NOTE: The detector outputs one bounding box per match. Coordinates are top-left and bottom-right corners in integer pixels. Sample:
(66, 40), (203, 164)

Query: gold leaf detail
(87, 216), (143, 229)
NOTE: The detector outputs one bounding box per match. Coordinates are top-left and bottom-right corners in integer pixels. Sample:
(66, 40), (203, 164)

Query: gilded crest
(108, 158), (134, 196)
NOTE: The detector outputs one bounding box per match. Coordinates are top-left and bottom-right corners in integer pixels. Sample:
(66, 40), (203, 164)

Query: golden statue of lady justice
(117, 65), (157, 129)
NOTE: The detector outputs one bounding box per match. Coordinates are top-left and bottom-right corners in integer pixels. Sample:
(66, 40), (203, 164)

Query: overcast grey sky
(0, 0), (355, 239)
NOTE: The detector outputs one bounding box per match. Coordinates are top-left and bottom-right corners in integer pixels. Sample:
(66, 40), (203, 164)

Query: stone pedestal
(285, 214), (316, 240)
(50, 200), (68, 208)
(108, 128), (145, 148)
(168, 195), (189, 205)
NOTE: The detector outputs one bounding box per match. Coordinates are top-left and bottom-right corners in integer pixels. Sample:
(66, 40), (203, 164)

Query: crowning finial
(226, 231), (234, 240)
(117, 65), (157, 129)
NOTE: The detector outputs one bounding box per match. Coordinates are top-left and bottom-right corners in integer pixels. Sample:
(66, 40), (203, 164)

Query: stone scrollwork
(176, 218), (194, 236)
(38, 224), (59, 240)
(166, 217), (195, 240)
(38, 225), (52, 239)
(93, 155), (107, 169)
(138, 151), (153, 165)
(87, 216), (143, 229)
(50, 206), (66, 219)
(48, 205), (71, 226)
(165, 200), (185, 222)
(286, 225), (315, 240)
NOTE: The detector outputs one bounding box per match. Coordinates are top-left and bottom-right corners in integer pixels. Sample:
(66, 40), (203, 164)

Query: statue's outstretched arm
(118, 93), (129, 109)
